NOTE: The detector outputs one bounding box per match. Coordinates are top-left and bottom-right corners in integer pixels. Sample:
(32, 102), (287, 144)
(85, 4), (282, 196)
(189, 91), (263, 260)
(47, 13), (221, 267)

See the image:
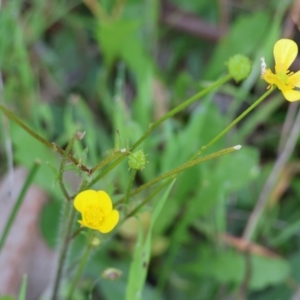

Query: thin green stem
(58, 133), (79, 200)
(67, 230), (94, 300)
(50, 203), (77, 300)
(131, 74), (232, 151)
(89, 149), (129, 175)
(68, 227), (84, 242)
(115, 145), (241, 206)
(51, 180), (87, 300)
(67, 178), (89, 242)
(87, 152), (128, 188)
(124, 169), (137, 215)
(0, 103), (90, 173)
(0, 160), (40, 254)
(125, 178), (173, 220)
(87, 75), (232, 188)
(192, 88), (274, 159)
(76, 179), (89, 193)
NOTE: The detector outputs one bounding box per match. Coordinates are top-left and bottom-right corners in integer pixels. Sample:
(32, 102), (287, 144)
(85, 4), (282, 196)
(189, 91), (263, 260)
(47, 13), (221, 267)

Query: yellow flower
(74, 190), (119, 233)
(262, 39), (300, 102)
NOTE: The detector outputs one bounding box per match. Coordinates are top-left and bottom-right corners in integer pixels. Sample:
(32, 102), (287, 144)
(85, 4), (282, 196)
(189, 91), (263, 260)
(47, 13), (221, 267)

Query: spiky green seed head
(128, 150), (147, 170)
(227, 54), (252, 82)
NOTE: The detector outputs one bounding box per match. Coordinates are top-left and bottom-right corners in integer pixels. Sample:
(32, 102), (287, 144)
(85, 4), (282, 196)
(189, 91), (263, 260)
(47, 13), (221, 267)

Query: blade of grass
(125, 179), (175, 300)
(17, 275), (27, 300)
(0, 160), (40, 254)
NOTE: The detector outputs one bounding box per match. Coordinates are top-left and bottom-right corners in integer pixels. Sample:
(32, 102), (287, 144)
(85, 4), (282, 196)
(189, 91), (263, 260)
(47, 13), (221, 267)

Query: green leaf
(126, 180), (175, 300)
(215, 146), (259, 192)
(40, 200), (63, 248)
(46, 161), (59, 178)
(96, 20), (141, 68)
(183, 246), (290, 291)
(249, 255), (290, 290)
(10, 121), (61, 198)
(238, 95), (283, 140)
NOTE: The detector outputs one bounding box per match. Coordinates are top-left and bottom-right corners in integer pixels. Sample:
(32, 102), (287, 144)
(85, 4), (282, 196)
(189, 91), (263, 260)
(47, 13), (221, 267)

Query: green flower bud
(227, 54), (251, 82)
(128, 150), (147, 170)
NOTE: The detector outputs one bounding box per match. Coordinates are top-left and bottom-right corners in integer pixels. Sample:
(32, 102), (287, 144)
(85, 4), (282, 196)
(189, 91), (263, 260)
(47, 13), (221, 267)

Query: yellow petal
(78, 219), (102, 230)
(274, 39), (298, 74)
(282, 89), (300, 102)
(263, 69), (278, 85)
(74, 190), (98, 213)
(96, 210), (119, 233)
(287, 71), (300, 88)
(78, 220), (86, 227)
(96, 190), (112, 215)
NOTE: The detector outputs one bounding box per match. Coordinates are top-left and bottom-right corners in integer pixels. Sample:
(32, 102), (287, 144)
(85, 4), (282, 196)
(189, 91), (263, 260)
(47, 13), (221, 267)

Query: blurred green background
(1, 0), (300, 299)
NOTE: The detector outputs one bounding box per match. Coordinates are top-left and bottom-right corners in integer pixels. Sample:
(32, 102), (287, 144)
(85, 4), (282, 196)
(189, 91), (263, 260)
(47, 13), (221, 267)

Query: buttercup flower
(74, 190), (119, 233)
(261, 39), (300, 101)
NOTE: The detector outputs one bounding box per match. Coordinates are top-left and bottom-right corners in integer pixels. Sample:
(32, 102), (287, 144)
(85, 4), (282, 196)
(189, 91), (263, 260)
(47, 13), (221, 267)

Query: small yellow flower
(74, 190), (119, 233)
(262, 39), (300, 102)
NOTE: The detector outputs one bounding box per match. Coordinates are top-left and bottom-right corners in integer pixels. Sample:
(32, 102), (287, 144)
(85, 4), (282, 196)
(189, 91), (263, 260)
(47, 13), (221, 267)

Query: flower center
(277, 72), (288, 83)
(275, 70), (295, 91)
(84, 205), (104, 227)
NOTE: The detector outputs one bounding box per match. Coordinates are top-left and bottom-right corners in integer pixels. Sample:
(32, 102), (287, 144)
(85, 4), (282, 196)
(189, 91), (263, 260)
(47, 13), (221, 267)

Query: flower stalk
(50, 202), (77, 300)
(191, 88), (274, 159)
(131, 74), (232, 151)
(67, 230), (94, 300)
(116, 145), (242, 207)
(58, 133), (83, 201)
(86, 74), (232, 189)
(124, 169), (137, 215)
(0, 103), (90, 174)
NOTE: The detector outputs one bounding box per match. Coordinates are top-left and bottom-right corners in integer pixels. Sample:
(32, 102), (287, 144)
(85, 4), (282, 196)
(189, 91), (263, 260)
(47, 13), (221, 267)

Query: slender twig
(87, 151), (129, 188)
(89, 149), (128, 175)
(0, 103), (91, 173)
(243, 107), (300, 241)
(87, 75), (232, 188)
(131, 75), (232, 152)
(68, 180), (90, 240)
(116, 145), (242, 206)
(67, 230), (94, 300)
(58, 132), (82, 200)
(50, 179), (89, 300)
(50, 203), (76, 300)
(68, 227), (84, 242)
(192, 87), (274, 159)
(125, 178), (173, 220)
